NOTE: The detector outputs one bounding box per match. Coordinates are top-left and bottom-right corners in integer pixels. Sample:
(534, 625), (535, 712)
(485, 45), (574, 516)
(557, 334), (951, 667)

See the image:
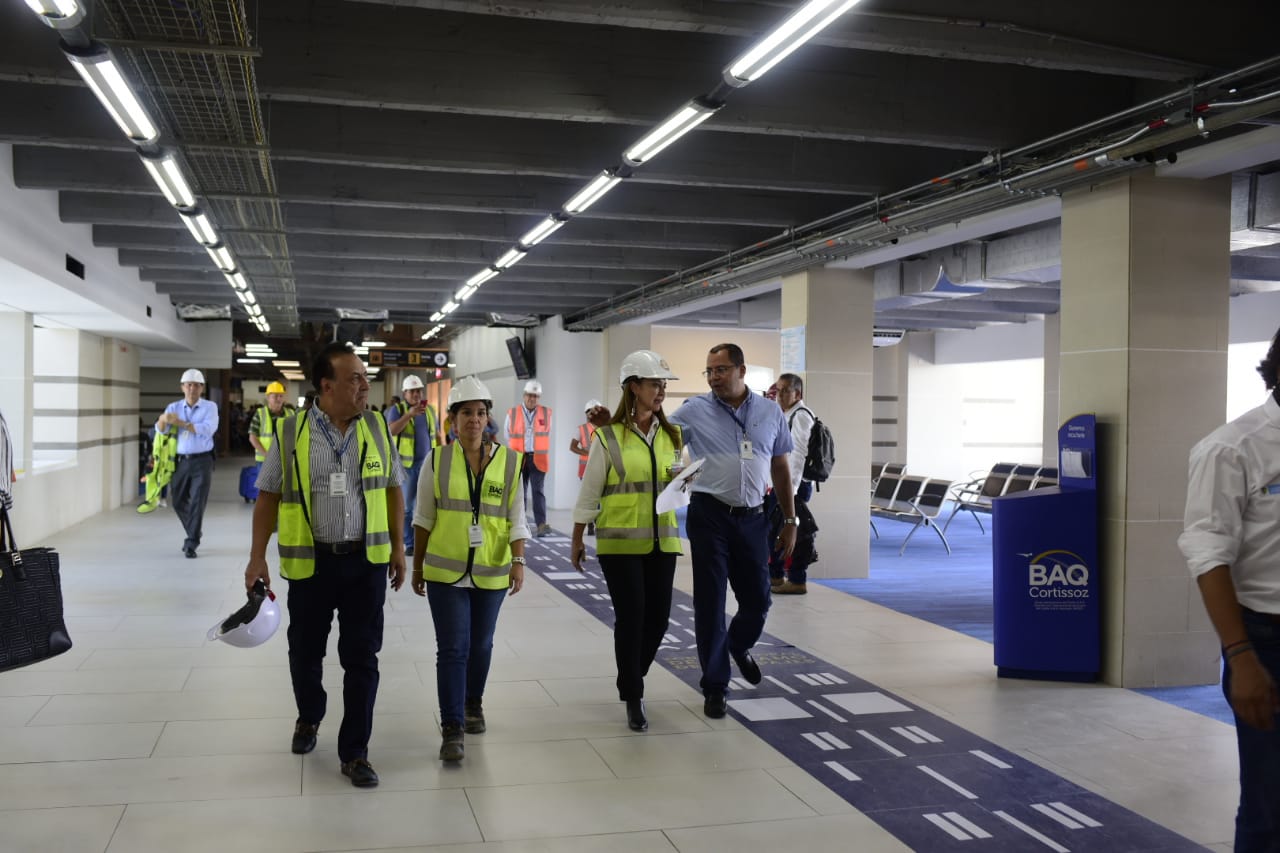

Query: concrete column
(781, 267), (875, 579)
(1060, 173), (1230, 687)
(0, 311), (32, 478)
(1042, 312), (1060, 467)
(873, 340), (910, 464)
(532, 315), (605, 510)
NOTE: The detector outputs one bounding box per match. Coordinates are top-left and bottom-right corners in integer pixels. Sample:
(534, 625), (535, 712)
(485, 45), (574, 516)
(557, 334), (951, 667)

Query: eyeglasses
(701, 365), (737, 378)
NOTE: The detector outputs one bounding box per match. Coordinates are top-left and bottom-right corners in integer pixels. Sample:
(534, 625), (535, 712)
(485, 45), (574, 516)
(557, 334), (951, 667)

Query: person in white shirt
(767, 373), (818, 594)
(1178, 325), (1280, 851)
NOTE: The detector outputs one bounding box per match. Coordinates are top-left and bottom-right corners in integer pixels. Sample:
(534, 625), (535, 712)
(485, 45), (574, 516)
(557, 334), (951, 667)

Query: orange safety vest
(507, 405), (551, 473)
(576, 421), (596, 479)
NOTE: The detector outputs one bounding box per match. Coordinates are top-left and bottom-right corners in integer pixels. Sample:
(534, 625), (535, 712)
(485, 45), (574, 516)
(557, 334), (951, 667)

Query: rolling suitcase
(239, 464), (260, 503)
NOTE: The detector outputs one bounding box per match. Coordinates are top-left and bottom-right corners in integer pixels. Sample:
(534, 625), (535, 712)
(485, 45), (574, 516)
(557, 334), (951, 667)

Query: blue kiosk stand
(992, 414), (1100, 682)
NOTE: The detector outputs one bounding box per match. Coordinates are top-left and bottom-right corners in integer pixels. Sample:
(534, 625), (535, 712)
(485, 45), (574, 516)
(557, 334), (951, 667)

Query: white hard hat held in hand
(619, 350), (677, 386)
(207, 580), (280, 648)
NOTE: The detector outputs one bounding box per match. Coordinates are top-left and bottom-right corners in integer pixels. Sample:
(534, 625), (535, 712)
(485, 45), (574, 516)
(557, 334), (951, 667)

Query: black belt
(691, 493), (763, 517)
(314, 540), (364, 555)
(177, 451), (214, 460)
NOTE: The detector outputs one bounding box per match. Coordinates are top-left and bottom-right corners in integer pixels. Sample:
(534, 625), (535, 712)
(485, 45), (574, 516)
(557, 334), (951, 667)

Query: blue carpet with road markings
(524, 531), (1204, 852)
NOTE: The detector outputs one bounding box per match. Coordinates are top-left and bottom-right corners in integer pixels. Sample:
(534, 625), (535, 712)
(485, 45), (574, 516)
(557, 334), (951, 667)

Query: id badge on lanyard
(328, 472), (348, 497)
(468, 523), (485, 548)
(465, 450), (489, 549)
(739, 439), (754, 460)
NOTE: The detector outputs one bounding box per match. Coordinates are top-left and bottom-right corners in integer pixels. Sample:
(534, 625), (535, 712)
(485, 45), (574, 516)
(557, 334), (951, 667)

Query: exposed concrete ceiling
(1, 0), (1277, 343)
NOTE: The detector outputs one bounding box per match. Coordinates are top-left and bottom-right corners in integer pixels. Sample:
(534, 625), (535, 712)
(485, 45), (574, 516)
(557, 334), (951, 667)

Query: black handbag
(0, 506), (72, 671)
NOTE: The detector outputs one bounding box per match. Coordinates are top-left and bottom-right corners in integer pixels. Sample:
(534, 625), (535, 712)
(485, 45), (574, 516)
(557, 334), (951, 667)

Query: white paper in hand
(655, 457), (705, 514)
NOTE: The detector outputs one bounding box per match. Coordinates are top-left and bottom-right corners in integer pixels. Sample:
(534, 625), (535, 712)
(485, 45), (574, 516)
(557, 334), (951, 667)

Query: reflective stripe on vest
(253, 406), (293, 463)
(506, 405), (551, 473)
(276, 410), (394, 579)
(594, 423), (682, 555)
(394, 401), (438, 468)
(422, 443), (521, 589)
(576, 422), (595, 479)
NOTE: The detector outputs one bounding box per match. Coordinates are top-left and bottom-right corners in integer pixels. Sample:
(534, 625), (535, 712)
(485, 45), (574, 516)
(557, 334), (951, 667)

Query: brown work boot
(774, 581), (808, 595)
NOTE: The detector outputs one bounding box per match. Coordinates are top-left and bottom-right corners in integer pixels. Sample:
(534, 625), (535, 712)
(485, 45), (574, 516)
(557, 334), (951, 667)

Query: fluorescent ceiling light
(455, 285), (477, 302)
(519, 216), (565, 247)
(25, 0), (82, 20)
(206, 244), (235, 272)
(245, 343), (274, 351)
(724, 0), (861, 86)
(225, 271), (248, 291)
(273, 360), (300, 367)
(63, 43), (157, 143)
(430, 311), (444, 322)
(363, 340), (387, 347)
(494, 248), (526, 270)
(466, 268), (500, 288)
(258, 320), (271, 333)
(623, 101), (718, 166)
(237, 358), (264, 364)
(140, 151), (196, 208)
(563, 171), (621, 215)
(247, 304), (263, 317)
(179, 211), (218, 245)
(441, 301), (459, 314)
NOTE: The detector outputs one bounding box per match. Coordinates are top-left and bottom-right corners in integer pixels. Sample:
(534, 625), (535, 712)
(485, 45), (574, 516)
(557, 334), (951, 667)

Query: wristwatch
(511, 556), (527, 565)
(781, 517), (799, 526)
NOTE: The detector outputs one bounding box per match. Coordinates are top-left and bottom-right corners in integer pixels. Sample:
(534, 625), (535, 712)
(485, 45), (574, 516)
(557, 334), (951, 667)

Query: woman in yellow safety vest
(411, 375), (528, 764)
(570, 350), (682, 733)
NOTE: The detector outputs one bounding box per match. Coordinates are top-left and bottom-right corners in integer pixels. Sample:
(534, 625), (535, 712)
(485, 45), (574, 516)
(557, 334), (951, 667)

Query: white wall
(0, 144), (186, 349)
(10, 330), (140, 544)
(906, 323), (1046, 483)
(139, 322), (233, 368)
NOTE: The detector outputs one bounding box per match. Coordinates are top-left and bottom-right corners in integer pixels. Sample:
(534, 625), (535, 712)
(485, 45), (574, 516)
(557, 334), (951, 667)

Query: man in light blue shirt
(669, 343), (797, 718)
(156, 368), (219, 558)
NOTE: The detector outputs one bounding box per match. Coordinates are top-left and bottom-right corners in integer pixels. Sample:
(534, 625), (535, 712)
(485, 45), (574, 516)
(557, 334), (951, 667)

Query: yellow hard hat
(266, 381), (286, 394)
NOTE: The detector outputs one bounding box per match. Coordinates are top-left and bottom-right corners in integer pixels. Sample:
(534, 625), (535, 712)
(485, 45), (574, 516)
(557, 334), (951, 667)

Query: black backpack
(790, 406), (835, 488)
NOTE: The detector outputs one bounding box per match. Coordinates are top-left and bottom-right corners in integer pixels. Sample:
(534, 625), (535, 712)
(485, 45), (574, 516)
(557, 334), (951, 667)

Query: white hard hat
(180, 368), (206, 385)
(207, 581), (280, 648)
(584, 398), (603, 413)
(523, 379), (542, 395)
(619, 350), (677, 386)
(402, 375), (425, 391)
(449, 375), (494, 408)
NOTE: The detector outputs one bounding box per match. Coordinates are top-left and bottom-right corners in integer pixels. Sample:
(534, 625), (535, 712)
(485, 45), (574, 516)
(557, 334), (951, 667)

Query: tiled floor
(0, 464), (1238, 852)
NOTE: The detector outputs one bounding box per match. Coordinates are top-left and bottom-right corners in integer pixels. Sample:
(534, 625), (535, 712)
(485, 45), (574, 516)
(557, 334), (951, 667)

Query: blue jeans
(522, 458), (547, 526)
(403, 460), (423, 550)
(686, 494), (771, 694)
(1224, 607), (1280, 852)
(425, 582), (507, 726)
(285, 552), (387, 763)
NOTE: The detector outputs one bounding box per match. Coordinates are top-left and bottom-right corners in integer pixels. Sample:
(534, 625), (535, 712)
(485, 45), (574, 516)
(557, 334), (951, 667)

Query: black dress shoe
(291, 721), (319, 754)
(626, 699), (648, 732)
(704, 691), (727, 719)
(732, 648), (762, 685)
(340, 758), (379, 788)
(184, 547), (197, 559)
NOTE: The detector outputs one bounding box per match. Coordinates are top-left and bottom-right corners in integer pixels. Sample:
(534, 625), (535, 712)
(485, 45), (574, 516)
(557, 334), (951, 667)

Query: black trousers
(171, 454), (213, 551)
(286, 551), (387, 763)
(599, 550), (677, 701)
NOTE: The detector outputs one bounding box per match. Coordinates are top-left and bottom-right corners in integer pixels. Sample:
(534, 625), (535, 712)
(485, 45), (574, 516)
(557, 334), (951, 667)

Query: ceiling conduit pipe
(565, 66), (1280, 331)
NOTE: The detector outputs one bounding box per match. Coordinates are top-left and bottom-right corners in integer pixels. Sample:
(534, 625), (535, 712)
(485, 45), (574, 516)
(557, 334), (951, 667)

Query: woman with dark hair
(570, 350), (683, 732)
(411, 375), (528, 763)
